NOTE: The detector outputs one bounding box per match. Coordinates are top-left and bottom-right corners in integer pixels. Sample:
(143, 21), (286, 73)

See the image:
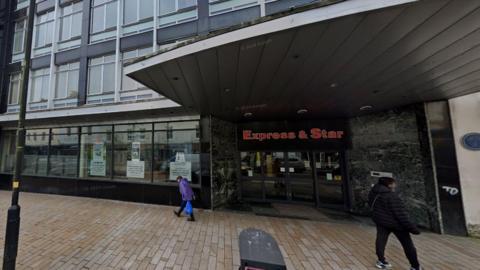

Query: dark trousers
(376, 226), (420, 268)
(178, 200), (194, 218)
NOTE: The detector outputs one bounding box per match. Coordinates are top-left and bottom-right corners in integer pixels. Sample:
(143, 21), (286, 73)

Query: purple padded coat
(179, 178), (194, 201)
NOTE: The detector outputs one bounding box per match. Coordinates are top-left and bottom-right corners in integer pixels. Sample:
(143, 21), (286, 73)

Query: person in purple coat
(174, 175), (195, 221)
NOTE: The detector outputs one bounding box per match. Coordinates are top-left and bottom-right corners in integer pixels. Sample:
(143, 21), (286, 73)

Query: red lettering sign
(242, 129), (345, 141)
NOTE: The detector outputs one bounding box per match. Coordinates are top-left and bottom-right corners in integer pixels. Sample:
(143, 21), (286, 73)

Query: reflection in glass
(23, 130), (49, 176)
(314, 152), (344, 205)
(264, 152), (287, 200)
(240, 151), (262, 177)
(0, 131), (16, 173)
(153, 128), (200, 184)
(288, 152), (314, 202)
(113, 131), (152, 181)
(49, 133), (79, 177)
(79, 132), (112, 178)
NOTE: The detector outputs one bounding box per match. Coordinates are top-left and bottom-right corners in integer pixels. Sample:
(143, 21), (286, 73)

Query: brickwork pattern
(1, 191), (479, 270)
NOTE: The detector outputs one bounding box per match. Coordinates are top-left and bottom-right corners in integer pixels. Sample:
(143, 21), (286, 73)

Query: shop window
(12, 19), (26, 54)
(121, 47), (152, 92)
(8, 73), (21, 105)
(240, 151), (262, 177)
(55, 62), (79, 99)
(34, 11), (54, 48)
(30, 68), (50, 103)
(59, 1), (83, 42)
(88, 54), (115, 95)
(91, 0), (118, 34)
(153, 122), (200, 184)
(0, 131), (17, 173)
(79, 126), (113, 179)
(49, 128), (79, 178)
(124, 0), (154, 25)
(113, 124), (153, 182)
(23, 129), (49, 176)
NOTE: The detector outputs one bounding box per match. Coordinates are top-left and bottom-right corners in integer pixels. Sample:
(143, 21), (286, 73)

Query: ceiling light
(224, 88), (231, 93)
(330, 83), (338, 88)
(244, 112), (253, 117)
(360, 105), (373, 111)
(297, 109), (308, 114)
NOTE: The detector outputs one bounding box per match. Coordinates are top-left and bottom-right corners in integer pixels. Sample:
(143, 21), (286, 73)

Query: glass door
(286, 152), (314, 202)
(264, 151), (287, 200)
(314, 152), (344, 206)
(240, 151), (264, 200)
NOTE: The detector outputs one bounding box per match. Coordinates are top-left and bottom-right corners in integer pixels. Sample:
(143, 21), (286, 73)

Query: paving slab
(0, 191), (479, 270)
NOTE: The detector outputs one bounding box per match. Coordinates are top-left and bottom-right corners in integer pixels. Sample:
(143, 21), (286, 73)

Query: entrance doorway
(240, 151), (347, 208)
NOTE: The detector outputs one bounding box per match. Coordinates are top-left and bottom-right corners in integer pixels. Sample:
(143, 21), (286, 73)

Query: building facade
(0, 0), (479, 237)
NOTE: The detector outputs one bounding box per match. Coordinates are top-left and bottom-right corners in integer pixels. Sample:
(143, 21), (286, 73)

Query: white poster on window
(131, 142), (141, 161)
(127, 160), (145, 178)
(90, 142), (106, 176)
(169, 161), (192, 181)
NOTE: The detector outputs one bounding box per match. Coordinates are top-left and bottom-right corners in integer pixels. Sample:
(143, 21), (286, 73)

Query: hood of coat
(371, 183), (392, 194)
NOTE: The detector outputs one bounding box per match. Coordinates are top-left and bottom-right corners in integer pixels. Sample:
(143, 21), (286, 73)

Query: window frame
(123, 0), (154, 26)
(55, 62), (80, 100)
(59, 1), (83, 42)
(8, 73), (21, 105)
(158, 0), (198, 17)
(29, 68), (50, 103)
(34, 10), (55, 49)
(87, 54), (116, 96)
(90, 0), (118, 34)
(12, 19), (26, 54)
(121, 47), (152, 92)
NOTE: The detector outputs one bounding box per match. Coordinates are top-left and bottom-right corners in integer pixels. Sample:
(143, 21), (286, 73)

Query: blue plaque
(462, 133), (480, 151)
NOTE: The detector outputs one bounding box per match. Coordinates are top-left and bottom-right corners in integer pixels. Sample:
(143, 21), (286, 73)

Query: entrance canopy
(125, 0), (480, 121)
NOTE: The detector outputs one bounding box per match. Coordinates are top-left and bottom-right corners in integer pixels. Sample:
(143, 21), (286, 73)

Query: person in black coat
(368, 177), (422, 270)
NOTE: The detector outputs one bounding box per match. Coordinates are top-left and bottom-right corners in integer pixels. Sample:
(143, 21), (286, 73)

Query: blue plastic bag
(185, 201), (193, 215)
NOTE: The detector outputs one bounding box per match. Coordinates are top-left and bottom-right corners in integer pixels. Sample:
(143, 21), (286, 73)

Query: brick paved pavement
(0, 191), (479, 270)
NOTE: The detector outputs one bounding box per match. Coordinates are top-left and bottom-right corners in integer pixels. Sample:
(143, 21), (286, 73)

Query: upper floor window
(30, 68), (50, 103)
(124, 0), (153, 25)
(91, 0), (118, 34)
(59, 1), (83, 42)
(159, 0), (197, 16)
(35, 11), (55, 48)
(209, 0), (259, 16)
(12, 20), (26, 54)
(88, 54), (115, 95)
(8, 73), (21, 105)
(121, 47), (152, 91)
(56, 62), (80, 99)
(16, 0), (29, 10)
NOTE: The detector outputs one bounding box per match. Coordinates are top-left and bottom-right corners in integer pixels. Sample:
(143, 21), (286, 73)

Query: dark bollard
(239, 228), (286, 270)
(3, 205), (21, 270)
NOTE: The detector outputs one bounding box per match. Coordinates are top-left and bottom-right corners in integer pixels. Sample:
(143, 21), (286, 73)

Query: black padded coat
(368, 184), (419, 233)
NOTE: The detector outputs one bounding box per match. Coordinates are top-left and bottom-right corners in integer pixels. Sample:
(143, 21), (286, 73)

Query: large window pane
(105, 2), (118, 29)
(79, 132), (112, 178)
(113, 131), (152, 181)
(88, 65), (102, 94)
(49, 133), (79, 177)
(13, 20), (25, 54)
(124, 0), (137, 24)
(91, 5), (104, 33)
(159, 0), (175, 15)
(139, 0), (154, 20)
(56, 62), (79, 99)
(30, 68), (50, 103)
(178, 0), (196, 9)
(0, 131), (16, 173)
(23, 130), (49, 176)
(35, 11), (54, 48)
(8, 73), (21, 105)
(153, 127), (200, 184)
(103, 62), (115, 93)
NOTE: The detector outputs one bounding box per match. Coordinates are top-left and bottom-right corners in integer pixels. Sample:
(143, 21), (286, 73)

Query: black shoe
(376, 261), (392, 269)
(187, 217), (195, 222)
(174, 210), (180, 217)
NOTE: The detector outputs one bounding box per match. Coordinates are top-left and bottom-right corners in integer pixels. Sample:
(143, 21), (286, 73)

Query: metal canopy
(126, 0), (480, 121)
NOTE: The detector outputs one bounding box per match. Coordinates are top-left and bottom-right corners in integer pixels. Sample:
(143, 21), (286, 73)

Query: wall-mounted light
(297, 109), (308, 114)
(244, 112), (253, 117)
(360, 105), (373, 111)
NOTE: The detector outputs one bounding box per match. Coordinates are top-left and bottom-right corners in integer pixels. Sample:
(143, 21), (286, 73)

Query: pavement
(0, 191), (479, 270)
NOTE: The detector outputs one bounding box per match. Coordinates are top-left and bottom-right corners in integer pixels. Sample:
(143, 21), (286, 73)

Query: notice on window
(170, 161), (192, 181)
(90, 142), (106, 176)
(326, 173), (333, 181)
(131, 142), (141, 161)
(127, 160), (145, 178)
